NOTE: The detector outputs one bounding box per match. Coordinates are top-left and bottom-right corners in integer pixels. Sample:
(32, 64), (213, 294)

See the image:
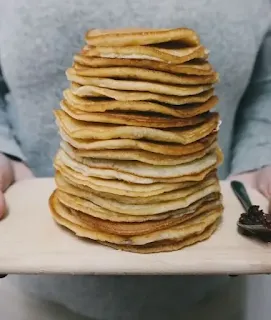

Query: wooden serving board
(0, 178), (270, 275)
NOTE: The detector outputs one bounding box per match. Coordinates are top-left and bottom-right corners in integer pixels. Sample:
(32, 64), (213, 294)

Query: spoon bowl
(231, 180), (271, 239)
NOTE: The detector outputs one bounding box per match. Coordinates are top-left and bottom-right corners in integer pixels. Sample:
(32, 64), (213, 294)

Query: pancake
(71, 203), (222, 237)
(55, 164), (202, 198)
(50, 191), (222, 245)
(66, 68), (213, 97)
(71, 82), (215, 105)
(102, 221), (219, 253)
(63, 89), (218, 118)
(60, 144), (219, 178)
(55, 179), (221, 222)
(60, 99), (211, 128)
(58, 148), (218, 179)
(54, 110), (219, 144)
(60, 140), (217, 165)
(73, 56), (214, 75)
(56, 189), (222, 235)
(82, 45), (208, 64)
(56, 170), (217, 204)
(59, 129), (217, 156)
(71, 66), (219, 85)
(52, 165), (220, 215)
(55, 148), (220, 185)
(85, 28), (200, 47)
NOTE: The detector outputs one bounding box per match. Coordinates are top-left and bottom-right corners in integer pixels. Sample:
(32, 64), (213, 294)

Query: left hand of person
(229, 166), (271, 212)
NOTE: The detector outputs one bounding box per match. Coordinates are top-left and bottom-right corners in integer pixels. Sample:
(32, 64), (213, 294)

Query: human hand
(0, 153), (34, 219)
(0, 153), (33, 278)
(229, 167), (271, 212)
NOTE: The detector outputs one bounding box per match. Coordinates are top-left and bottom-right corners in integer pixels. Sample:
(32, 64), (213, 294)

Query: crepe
(71, 82), (215, 105)
(82, 45), (208, 64)
(54, 110), (219, 144)
(63, 89), (218, 118)
(50, 191), (222, 245)
(85, 28), (200, 47)
(60, 140), (217, 165)
(60, 99), (212, 128)
(73, 55), (214, 75)
(71, 66), (219, 85)
(66, 68), (213, 97)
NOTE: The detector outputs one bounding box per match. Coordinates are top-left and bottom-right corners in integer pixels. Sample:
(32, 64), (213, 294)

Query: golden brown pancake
(56, 170), (217, 205)
(59, 129), (217, 156)
(60, 193), (223, 236)
(50, 191), (222, 246)
(71, 66), (219, 85)
(60, 99), (212, 128)
(55, 177), (221, 223)
(73, 55), (214, 75)
(102, 221), (219, 253)
(85, 28), (200, 47)
(54, 109), (219, 144)
(52, 160), (221, 215)
(66, 68), (213, 97)
(60, 140), (217, 166)
(63, 89), (218, 118)
(55, 163), (205, 198)
(71, 82), (215, 105)
(58, 146), (219, 179)
(82, 45), (208, 64)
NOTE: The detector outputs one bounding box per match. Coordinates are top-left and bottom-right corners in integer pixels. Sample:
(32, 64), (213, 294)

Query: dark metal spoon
(231, 180), (271, 234)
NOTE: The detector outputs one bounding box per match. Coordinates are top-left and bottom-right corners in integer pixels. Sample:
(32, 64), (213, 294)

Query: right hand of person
(0, 153), (34, 219)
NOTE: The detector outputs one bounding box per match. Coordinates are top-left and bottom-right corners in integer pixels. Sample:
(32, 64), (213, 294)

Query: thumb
(0, 153), (15, 220)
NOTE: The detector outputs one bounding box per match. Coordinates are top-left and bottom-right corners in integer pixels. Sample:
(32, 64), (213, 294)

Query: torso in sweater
(0, 0), (270, 319)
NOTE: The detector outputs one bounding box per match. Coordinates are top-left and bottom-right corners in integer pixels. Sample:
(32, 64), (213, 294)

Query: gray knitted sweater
(1, 0), (271, 319)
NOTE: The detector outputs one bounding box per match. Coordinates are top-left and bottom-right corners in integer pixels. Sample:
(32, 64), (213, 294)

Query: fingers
(255, 166), (271, 200)
(11, 161), (34, 182)
(0, 154), (14, 192)
(0, 192), (6, 220)
(227, 171), (257, 189)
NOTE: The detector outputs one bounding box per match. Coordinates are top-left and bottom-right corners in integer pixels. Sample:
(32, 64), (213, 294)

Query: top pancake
(85, 28), (200, 47)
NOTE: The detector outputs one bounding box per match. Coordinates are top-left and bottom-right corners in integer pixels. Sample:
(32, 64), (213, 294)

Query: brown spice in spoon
(239, 205), (271, 229)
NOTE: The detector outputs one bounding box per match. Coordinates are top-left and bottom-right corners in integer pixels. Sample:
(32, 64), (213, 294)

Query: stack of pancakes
(49, 28), (223, 253)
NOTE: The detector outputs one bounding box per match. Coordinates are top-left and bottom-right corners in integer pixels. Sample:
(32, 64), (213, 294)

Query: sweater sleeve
(230, 25), (271, 175)
(0, 67), (25, 161)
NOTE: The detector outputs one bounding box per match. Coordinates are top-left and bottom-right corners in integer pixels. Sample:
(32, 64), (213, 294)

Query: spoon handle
(230, 180), (253, 212)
